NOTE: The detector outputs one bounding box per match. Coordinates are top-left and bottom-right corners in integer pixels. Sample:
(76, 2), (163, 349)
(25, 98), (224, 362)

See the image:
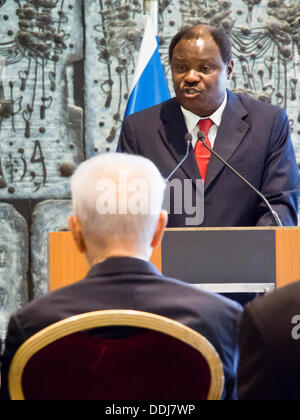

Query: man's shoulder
(12, 282), (82, 335)
(13, 292), (53, 317)
(124, 98), (179, 123)
(245, 281), (300, 330)
(230, 89), (285, 118)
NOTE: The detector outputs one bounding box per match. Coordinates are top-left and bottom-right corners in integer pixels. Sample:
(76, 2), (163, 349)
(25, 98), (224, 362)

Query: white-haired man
(0, 153), (242, 400)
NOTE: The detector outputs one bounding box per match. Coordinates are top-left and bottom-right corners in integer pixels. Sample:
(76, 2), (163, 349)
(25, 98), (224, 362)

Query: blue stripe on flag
(124, 42), (170, 117)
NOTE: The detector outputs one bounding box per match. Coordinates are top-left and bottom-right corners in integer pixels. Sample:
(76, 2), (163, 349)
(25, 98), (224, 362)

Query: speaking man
(118, 24), (300, 227)
(0, 153), (242, 400)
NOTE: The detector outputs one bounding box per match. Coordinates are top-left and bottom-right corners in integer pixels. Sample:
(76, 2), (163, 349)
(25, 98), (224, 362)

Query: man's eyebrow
(173, 56), (217, 64)
(172, 54), (187, 60)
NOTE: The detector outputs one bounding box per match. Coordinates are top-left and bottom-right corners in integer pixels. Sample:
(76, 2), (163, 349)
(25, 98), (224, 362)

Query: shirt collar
(86, 256), (162, 279)
(181, 90), (228, 133)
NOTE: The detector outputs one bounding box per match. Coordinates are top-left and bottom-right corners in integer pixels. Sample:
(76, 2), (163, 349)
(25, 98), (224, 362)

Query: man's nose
(184, 69), (201, 85)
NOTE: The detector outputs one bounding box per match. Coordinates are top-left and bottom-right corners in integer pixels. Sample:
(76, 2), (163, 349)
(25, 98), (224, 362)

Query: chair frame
(8, 310), (224, 400)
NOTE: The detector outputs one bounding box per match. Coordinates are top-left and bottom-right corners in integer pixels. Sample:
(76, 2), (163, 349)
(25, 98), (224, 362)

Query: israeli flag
(125, 16), (170, 117)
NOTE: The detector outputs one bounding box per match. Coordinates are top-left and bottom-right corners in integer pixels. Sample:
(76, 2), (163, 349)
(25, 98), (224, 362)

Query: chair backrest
(8, 310), (224, 400)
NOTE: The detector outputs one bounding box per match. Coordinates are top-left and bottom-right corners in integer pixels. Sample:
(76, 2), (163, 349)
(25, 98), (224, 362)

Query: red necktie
(194, 119), (214, 181)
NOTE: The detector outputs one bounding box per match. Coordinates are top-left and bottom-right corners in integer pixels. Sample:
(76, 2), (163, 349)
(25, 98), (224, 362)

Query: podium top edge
(49, 227), (300, 235)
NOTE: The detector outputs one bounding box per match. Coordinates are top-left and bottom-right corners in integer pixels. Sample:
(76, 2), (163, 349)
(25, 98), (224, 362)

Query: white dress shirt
(181, 91), (228, 149)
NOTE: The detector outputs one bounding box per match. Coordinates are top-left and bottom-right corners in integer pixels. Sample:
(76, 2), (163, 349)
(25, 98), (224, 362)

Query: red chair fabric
(22, 329), (211, 400)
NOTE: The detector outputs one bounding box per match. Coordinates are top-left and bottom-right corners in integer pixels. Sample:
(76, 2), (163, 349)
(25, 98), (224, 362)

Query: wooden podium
(48, 227), (300, 294)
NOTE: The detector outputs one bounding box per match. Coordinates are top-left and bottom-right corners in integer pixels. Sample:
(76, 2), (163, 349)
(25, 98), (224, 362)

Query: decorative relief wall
(0, 0), (84, 199)
(0, 203), (28, 342)
(31, 199), (72, 298)
(85, 0), (144, 156)
(0, 0), (299, 346)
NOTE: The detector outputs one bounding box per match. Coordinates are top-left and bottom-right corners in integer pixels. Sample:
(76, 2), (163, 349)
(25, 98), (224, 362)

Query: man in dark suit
(238, 281), (300, 400)
(0, 153), (242, 400)
(118, 24), (300, 227)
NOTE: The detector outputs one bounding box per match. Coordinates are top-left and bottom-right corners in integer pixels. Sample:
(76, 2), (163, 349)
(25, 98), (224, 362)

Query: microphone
(197, 130), (282, 227)
(166, 133), (193, 182)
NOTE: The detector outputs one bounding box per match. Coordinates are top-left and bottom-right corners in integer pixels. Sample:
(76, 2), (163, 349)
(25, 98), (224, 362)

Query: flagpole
(143, 0), (158, 35)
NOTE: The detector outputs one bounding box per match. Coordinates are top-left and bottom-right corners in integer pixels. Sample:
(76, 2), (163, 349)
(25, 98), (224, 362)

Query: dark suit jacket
(238, 281), (300, 400)
(0, 257), (242, 400)
(118, 91), (300, 227)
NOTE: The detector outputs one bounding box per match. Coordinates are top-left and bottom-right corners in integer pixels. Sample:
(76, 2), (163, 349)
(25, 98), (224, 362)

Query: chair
(8, 310), (224, 400)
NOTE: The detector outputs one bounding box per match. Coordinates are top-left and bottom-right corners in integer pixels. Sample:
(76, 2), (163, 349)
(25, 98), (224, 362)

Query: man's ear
(68, 215), (86, 254)
(151, 210), (168, 249)
(227, 60), (234, 80)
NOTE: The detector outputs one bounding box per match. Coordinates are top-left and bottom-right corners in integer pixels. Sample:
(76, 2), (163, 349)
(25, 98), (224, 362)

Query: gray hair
(71, 153), (166, 251)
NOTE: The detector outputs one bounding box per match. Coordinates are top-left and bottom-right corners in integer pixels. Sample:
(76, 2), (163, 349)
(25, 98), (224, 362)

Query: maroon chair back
(22, 329), (212, 400)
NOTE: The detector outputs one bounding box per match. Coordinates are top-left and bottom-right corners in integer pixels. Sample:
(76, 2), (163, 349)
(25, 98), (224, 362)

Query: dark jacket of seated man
(238, 280), (300, 400)
(0, 256), (243, 401)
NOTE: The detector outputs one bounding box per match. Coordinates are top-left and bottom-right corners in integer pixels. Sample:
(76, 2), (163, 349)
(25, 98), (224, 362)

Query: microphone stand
(166, 134), (193, 182)
(197, 131), (282, 227)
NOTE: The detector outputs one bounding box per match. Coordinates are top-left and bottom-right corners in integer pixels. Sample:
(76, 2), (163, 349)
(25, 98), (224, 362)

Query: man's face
(171, 34), (234, 117)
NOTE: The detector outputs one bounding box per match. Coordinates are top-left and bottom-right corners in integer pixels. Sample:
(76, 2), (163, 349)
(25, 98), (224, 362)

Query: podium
(48, 227), (300, 293)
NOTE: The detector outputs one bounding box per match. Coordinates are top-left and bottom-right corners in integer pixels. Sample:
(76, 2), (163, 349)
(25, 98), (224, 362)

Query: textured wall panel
(31, 200), (72, 298)
(0, 0), (84, 200)
(0, 203), (28, 345)
(84, 0), (145, 156)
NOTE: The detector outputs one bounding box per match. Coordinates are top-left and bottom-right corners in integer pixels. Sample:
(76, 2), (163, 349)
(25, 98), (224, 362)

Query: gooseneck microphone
(197, 130), (282, 227)
(166, 133), (193, 182)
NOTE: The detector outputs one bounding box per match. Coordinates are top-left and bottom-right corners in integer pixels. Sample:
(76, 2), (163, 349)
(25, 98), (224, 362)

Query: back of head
(71, 153), (166, 254)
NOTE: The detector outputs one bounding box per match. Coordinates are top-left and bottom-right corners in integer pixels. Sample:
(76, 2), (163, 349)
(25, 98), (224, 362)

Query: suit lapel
(158, 99), (200, 181)
(205, 91), (250, 191)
